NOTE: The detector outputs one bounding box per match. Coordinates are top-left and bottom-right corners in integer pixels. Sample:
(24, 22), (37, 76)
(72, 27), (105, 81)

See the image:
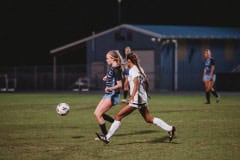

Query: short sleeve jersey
(128, 66), (147, 103)
(204, 58), (215, 75)
(105, 66), (122, 94)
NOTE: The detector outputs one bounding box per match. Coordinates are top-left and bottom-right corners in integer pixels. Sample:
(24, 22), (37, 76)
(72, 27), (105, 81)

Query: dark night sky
(1, 0), (239, 66)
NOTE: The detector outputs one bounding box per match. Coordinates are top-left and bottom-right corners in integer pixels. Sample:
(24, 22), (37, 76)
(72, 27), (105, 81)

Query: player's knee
(144, 117), (153, 123)
(93, 111), (97, 117)
(114, 114), (122, 121)
(94, 111), (100, 118)
(205, 88), (211, 92)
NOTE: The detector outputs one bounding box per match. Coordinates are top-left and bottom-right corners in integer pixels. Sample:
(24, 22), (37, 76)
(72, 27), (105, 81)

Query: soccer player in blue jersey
(94, 50), (124, 137)
(202, 48), (220, 104)
(121, 46), (132, 103)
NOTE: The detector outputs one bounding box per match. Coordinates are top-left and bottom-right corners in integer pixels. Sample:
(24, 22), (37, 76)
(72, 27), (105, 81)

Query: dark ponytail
(127, 53), (150, 97)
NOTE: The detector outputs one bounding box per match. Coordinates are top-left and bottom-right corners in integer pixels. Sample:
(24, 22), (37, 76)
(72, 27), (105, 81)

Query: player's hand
(128, 96), (133, 103)
(105, 87), (112, 93)
(209, 75), (213, 81)
(103, 76), (107, 81)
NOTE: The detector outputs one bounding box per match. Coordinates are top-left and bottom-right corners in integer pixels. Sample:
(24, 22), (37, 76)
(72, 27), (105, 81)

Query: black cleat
(168, 126), (176, 142)
(95, 133), (110, 144)
(205, 102), (210, 104)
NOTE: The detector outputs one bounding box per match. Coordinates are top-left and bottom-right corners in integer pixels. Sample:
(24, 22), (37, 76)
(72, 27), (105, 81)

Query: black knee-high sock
(103, 113), (114, 123)
(123, 90), (128, 99)
(99, 123), (108, 135)
(205, 92), (210, 103)
(211, 89), (219, 98)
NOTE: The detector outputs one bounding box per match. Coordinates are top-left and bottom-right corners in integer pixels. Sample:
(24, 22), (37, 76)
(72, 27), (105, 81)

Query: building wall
(177, 39), (240, 90)
(86, 28), (155, 89)
(86, 28), (240, 91)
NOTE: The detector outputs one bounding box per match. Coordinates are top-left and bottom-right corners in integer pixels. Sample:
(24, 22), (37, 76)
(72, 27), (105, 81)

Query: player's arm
(209, 59), (215, 80)
(202, 67), (206, 82)
(107, 80), (122, 92)
(210, 65), (215, 80)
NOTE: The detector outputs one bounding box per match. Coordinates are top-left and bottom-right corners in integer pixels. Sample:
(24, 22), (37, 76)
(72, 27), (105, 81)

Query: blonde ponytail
(114, 50), (125, 73)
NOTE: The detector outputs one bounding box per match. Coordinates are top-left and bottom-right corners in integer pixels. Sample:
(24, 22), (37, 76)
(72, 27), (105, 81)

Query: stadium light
(118, 0), (122, 24)
(151, 37), (156, 42)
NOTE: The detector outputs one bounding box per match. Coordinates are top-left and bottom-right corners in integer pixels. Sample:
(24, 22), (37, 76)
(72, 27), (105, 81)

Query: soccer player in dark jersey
(202, 48), (220, 104)
(94, 50), (124, 138)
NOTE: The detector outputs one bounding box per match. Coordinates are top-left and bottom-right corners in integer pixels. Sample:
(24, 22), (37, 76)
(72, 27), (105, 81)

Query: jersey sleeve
(210, 58), (215, 66)
(113, 67), (122, 81)
(131, 68), (139, 79)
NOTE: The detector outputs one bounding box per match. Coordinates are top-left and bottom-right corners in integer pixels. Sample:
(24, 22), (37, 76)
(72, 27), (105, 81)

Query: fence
(0, 65), (88, 92)
(2, 65), (237, 92)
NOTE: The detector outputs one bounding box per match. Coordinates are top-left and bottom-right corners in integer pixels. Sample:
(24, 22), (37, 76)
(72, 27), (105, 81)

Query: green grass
(0, 93), (239, 160)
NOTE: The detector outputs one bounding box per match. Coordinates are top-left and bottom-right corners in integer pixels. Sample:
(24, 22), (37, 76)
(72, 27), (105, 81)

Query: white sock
(106, 120), (121, 140)
(153, 117), (172, 132)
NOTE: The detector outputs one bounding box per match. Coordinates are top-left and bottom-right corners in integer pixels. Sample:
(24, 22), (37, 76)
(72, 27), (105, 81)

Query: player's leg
(105, 105), (135, 141)
(210, 78), (220, 103)
(139, 106), (176, 142)
(139, 106), (173, 131)
(204, 80), (211, 104)
(210, 87), (220, 99)
(94, 98), (113, 135)
(102, 94), (120, 123)
(138, 105), (153, 123)
(102, 113), (114, 123)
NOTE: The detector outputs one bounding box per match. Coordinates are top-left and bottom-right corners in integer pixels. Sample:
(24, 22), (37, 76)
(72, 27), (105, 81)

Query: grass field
(0, 92), (239, 160)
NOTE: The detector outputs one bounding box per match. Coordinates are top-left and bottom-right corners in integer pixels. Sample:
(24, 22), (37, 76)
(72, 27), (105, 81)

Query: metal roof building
(50, 24), (240, 91)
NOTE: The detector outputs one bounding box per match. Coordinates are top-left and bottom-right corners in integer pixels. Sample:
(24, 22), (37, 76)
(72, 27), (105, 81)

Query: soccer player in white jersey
(96, 53), (176, 144)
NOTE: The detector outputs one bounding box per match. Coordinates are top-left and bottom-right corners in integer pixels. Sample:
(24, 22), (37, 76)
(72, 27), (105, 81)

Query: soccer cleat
(168, 126), (176, 142)
(95, 133), (110, 144)
(94, 137), (100, 141)
(205, 101), (210, 104)
(121, 99), (127, 103)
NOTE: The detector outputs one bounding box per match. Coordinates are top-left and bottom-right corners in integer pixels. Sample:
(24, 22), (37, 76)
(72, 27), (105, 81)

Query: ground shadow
(115, 130), (158, 137)
(115, 135), (179, 145)
(114, 131), (180, 145)
(149, 136), (180, 144)
(72, 135), (84, 139)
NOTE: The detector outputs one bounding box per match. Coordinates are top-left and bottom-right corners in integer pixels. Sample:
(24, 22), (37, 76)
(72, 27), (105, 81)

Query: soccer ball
(56, 103), (70, 116)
